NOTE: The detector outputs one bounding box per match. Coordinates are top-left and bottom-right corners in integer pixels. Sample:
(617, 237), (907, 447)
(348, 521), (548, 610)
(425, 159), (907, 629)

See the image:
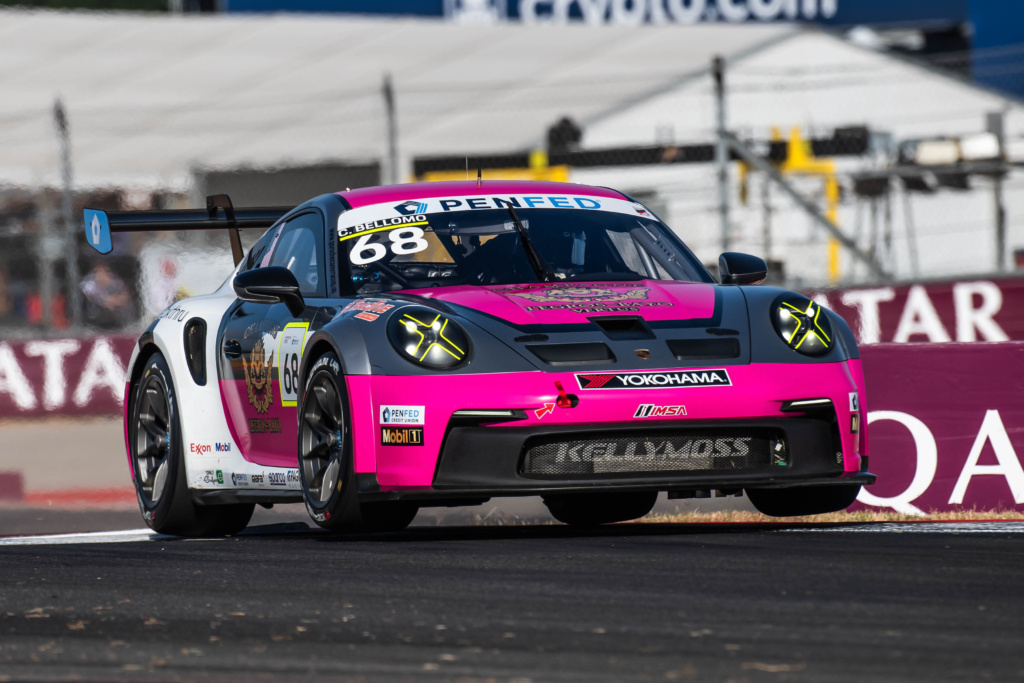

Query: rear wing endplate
(83, 194), (291, 267)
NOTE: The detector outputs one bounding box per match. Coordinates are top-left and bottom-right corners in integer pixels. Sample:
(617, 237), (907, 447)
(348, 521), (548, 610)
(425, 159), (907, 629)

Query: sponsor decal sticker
(380, 405), (425, 425)
(395, 200), (429, 216)
(634, 404), (687, 418)
(250, 474), (265, 485)
(287, 470), (301, 484)
(243, 319), (281, 340)
(190, 443), (211, 454)
(278, 322), (310, 407)
(380, 426), (424, 446)
(547, 437), (753, 465)
(344, 298), (396, 322)
(344, 299), (395, 315)
(202, 470), (225, 485)
(435, 196), (602, 212)
(157, 305), (189, 323)
(268, 472), (287, 487)
(576, 370), (731, 390)
(499, 284), (650, 304)
(494, 283), (672, 313)
(249, 417), (282, 434)
(214, 442), (231, 452)
(243, 337), (274, 414)
(849, 392), (860, 412)
(231, 472), (249, 487)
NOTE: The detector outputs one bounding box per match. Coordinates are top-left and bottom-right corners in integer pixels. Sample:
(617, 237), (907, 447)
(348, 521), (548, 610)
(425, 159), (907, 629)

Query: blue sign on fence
(226, 0), (970, 27)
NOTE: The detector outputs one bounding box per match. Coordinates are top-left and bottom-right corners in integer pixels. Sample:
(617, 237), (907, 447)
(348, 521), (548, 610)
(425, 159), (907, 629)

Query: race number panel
(278, 322), (310, 407)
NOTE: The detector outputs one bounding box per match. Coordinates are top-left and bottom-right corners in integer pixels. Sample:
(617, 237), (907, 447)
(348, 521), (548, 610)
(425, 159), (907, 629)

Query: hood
(400, 280), (716, 325)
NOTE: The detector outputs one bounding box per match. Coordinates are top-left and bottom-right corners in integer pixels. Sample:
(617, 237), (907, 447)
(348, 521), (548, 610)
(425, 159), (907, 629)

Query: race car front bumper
(357, 413), (874, 503)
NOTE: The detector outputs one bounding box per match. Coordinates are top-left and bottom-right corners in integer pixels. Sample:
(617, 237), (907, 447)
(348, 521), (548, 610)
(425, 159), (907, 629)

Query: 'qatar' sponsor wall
(0, 327), (1021, 514)
(854, 342), (1024, 513)
(0, 336), (136, 418)
(810, 276), (1024, 345)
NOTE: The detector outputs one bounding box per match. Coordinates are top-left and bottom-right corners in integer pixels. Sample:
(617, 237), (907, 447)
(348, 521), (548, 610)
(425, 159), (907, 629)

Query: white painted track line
(2, 521), (1023, 546)
(778, 522), (1024, 534)
(0, 528), (160, 546)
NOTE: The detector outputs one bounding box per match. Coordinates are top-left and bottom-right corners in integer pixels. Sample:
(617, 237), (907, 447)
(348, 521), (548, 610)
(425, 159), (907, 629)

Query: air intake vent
(667, 338), (740, 361)
(589, 316), (655, 340)
(184, 319), (207, 386)
(527, 342), (615, 366)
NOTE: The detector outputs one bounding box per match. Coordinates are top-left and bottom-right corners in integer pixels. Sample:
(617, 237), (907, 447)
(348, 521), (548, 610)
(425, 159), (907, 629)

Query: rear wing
(83, 194), (291, 267)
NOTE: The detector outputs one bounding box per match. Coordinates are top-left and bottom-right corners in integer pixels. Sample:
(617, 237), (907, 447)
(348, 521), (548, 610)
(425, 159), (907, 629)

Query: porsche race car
(84, 180), (873, 536)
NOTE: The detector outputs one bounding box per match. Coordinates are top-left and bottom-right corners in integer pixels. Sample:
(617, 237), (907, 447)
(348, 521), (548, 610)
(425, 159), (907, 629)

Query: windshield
(337, 205), (711, 295)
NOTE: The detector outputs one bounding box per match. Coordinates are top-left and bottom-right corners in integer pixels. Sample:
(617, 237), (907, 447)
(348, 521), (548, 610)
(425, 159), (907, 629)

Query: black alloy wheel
(129, 352), (253, 536)
(134, 368), (172, 507)
(299, 353), (361, 530)
(298, 352), (418, 532)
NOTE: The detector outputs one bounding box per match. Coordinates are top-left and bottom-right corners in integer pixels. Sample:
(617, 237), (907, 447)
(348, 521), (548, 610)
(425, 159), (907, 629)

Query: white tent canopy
(576, 30), (1024, 283)
(0, 9), (791, 190)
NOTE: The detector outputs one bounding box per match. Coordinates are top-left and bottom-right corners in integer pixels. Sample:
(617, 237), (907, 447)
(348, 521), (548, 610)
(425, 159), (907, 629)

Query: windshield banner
(338, 194), (648, 238)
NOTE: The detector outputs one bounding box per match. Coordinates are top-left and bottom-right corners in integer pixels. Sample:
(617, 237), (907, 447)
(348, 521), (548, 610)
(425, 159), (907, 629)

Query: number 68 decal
(278, 322), (310, 407)
(350, 227), (429, 265)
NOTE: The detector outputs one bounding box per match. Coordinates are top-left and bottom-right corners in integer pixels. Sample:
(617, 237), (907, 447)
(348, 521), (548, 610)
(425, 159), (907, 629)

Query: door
(219, 211), (328, 468)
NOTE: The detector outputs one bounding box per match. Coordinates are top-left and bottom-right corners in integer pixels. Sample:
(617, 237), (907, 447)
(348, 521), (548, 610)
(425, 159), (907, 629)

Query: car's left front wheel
(298, 353), (419, 533)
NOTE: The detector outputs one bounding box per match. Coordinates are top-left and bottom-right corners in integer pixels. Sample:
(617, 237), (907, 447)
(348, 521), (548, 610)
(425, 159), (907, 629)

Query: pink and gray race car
(84, 180), (873, 536)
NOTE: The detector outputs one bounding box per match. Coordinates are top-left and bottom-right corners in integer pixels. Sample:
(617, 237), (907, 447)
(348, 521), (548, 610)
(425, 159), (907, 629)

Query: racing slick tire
(543, 492), (658, 527)
(129, 352), (254, 537)
(298, 353), (420, 532)
(746, 484), (862, 517)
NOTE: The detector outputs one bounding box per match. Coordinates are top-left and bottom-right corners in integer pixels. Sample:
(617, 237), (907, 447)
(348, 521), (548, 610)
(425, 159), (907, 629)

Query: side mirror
(233, 266), (306, 317)
(719, 252), (768, 285)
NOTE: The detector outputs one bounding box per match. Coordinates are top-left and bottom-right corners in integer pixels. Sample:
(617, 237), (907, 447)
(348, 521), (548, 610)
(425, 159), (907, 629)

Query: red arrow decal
(534, 403), (556, 419)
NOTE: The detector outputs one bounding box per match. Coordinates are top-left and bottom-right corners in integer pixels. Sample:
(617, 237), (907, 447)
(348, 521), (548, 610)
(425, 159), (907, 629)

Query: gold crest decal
(505, 285), (649, 304)
(243, 338), (274, 415)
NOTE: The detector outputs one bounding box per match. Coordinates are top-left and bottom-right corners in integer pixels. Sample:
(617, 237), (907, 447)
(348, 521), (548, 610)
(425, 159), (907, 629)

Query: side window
(244, 225), (281, 271)
(266, 212), (326, 298)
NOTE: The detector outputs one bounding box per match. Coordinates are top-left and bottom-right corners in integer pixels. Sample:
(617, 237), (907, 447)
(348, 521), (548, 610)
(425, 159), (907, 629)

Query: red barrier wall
(2, 333), (1021, 514)
(856, 342), (1024, 513)
(0, 336), (136, 418)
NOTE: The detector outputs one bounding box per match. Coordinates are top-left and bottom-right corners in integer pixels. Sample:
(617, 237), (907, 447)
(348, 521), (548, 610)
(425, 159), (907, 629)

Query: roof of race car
(337, 181), (628, 209)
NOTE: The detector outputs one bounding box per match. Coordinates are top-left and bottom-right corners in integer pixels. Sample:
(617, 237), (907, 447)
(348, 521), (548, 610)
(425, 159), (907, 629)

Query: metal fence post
(54, 98), (81, 330)
(383, 73), (399, 185)
(987, 111), (1006, 271)
(713, 56), (730, 254)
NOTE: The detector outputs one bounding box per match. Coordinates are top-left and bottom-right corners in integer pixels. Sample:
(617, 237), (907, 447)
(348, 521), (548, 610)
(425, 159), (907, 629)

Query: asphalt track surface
(2, 521), (1024, 682)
